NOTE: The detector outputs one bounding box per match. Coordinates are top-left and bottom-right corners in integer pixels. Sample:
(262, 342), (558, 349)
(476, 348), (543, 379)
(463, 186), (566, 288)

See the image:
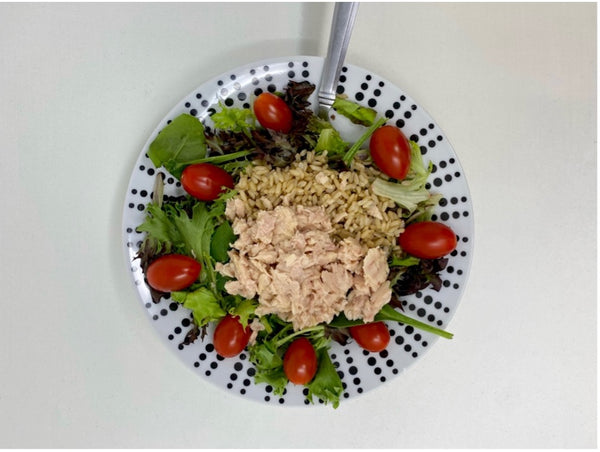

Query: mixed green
(134, 81), (456, 408)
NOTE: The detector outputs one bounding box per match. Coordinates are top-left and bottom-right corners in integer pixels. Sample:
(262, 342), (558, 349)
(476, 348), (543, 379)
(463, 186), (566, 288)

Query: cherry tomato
(253, 92), (293, 133)
(146, 254), (201, 292)
(283, 338), (318, 385)
(369, 125), (412, 180)
(213, 315), (251, 358)
(398, 221), (457, 259)
(349, 321), (390, 353)
(181, 163), (234, 201)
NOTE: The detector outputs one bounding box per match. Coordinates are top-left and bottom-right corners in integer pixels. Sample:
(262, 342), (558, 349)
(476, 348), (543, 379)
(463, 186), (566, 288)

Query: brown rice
(225, 151), (405, 252)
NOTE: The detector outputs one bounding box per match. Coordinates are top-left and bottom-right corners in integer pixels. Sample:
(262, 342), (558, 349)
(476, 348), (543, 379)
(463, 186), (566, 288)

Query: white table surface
(0, 2), (596, 448)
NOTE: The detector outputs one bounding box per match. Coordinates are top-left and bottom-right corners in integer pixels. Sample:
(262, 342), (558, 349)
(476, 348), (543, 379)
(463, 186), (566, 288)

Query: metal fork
(318, 2), (360, 120)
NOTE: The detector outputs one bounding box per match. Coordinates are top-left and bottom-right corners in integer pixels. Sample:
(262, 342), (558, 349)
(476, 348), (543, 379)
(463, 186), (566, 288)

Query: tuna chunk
(217, 204), (392, 330)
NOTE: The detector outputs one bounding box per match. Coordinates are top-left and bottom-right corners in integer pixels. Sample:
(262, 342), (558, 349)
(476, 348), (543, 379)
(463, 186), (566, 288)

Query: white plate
(122, 55), (474, 407)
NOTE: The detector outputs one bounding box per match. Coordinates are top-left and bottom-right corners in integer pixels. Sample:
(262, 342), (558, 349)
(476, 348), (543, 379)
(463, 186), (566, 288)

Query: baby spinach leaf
(210, 221), (236, 263)
(148, 114), (208, 179)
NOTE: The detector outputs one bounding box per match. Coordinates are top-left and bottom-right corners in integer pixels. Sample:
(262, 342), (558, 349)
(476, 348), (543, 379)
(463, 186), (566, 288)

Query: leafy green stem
(342, 116), (387, 166)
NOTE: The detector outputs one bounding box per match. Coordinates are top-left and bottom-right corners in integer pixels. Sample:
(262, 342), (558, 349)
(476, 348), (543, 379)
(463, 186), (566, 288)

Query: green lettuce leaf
(211, 104), (257, 136)
(171, 287), (226, 327)
(333, 97), (377, 127)
(371, 141), (441, 217)
(306, 348), (343, 409)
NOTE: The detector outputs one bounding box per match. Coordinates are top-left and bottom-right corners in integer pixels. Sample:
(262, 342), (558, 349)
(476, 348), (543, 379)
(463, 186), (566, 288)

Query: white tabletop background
(0, 2), (596, 449)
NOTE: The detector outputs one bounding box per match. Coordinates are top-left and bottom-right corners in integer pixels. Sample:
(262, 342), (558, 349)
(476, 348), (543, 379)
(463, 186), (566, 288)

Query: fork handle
(318, 2), (360, 117)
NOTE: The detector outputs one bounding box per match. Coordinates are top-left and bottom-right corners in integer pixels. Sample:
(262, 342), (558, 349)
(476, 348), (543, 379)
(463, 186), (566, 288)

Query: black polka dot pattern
(122, 56), (474, 407)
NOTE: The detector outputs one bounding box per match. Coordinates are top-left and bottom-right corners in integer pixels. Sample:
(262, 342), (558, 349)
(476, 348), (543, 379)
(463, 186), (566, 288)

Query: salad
(134, 81), (457, 408)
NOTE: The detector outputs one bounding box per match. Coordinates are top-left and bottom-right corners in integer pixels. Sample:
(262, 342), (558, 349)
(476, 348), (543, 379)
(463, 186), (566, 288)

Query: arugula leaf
(329, 304), (453, 339)
(148, 114), (208, 179)
(333, 97), (377, 127)
(171, 287), (226, 327)
(306, 348), (343, 409)
(389, 255), (421, 267)
(376, 304), (453, 339)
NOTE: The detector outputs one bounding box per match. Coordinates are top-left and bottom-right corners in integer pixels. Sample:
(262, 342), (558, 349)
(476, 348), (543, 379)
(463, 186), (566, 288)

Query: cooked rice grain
(228, 151), (404, 250)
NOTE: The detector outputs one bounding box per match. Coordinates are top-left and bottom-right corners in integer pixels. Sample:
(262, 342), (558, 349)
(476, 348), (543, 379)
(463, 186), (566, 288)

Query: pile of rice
(227, 151), (404, 251)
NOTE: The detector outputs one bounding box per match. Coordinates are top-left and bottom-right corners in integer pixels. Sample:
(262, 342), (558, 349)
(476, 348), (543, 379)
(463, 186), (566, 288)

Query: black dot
(417, 308), (426, 317)
(254, 88), (263, 96)
(386, 359), (394, 367)
(411, 104), (417, 110)
(210, 362), (218, 369)
(433, 178), (443, 187)
(288, 71), (295, 78)
(190, 109), (197, 116)
(404, 344), (412, 352)
(205, 343), (215, 353)
(168, 334), (174, 340)
(302, 70), (310, 78)
(247, 367), (256, 377)
(395, 336), (404, 345)
(367, 357), (376, 366)
(404, 111), (412, 119)
(400, 95), (406, 101)
(355, 92), (364, 101)
(366, 74), (372, 80)
(237, 92), (246, 101)
(224, 98), (234, 107)
(353, 377), (361, 385)
(267, 84), (276, 93)
(264, 395), (270, 402)
(196, 93), (202, 99)
(160, 309), (168, 316)
(169, 302), (178, 311)
(440, 212), (450, 221)
(395, 119), (405, 128)
(349, 366), (358, 375)
(234, 362), (243, 371)
(368, 98), (377, 107)
(205, 370), (211, 376)
(361, 82), (369, 90)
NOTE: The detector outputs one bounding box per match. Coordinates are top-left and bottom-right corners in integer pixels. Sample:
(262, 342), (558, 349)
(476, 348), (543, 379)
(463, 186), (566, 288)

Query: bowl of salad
(122, 55), (473, 408)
